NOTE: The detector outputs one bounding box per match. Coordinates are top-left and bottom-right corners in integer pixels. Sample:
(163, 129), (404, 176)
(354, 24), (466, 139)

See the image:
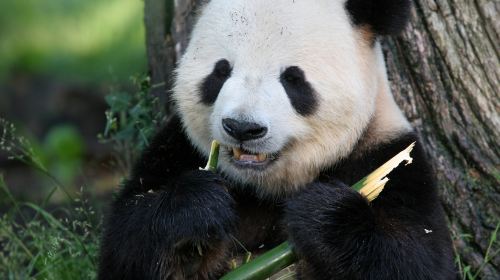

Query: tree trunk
(144, 0), (175, 105)
(145, 0), (499, 278)
(382, 1), (500, 278)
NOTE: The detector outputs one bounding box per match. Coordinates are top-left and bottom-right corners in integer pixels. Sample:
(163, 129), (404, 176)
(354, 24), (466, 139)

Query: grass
(454, 223), (500, 280)
(0, 177), (100, 280)
(0, 118), (100, 279)
(0, 76), (162, 278)
(0, 1), (163, 277)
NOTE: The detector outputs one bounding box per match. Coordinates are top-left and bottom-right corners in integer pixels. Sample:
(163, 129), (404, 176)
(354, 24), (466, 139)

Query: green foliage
(0, 0), (166, 277)
(454, 222), (500, 280)
(43, 126), (84, 163)
(0, 119), (47, 173)
(0, 177), (100, 280)
(0, 0), (146, 83)
(41, 125), (85, 185)
(99, 75), (165, 173)
(0, 70), (165, 278)
(0, 119), (85, 190)
(0, 120), (99, 279)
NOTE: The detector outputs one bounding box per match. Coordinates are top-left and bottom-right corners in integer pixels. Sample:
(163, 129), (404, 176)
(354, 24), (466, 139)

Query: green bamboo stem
(352, 177), (368, 192)
(220, 177), (371, 280)
(218, 168), (376, 280)
(202, 140), (220, 172)
(203, 141), (414, 280)
(220, 143), (415, 280)
(220, 242), (297, 280)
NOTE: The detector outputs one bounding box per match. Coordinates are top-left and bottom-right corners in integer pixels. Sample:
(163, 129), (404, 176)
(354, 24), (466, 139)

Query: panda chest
(231, 190), (287, 254)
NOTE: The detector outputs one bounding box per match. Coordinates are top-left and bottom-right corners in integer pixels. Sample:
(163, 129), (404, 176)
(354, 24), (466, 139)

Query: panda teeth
(240, 154), (259, 162)
(232, 148), (242, 159)
(256, 153), (267, 162)
(232, 148), (267, 162)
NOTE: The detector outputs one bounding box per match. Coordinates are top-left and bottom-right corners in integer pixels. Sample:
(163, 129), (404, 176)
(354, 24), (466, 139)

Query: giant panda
(98, 0), (456, 279)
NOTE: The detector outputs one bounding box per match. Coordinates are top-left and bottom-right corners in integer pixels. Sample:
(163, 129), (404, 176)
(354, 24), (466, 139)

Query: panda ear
(345, 0), (412, 36)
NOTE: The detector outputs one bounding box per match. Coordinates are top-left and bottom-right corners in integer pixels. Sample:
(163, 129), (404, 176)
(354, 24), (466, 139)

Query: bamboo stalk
(203, 141), (416, 280)
(220, 242), (297, 280)
(201, 140), (220, 172)
(352, 142), (415, 194)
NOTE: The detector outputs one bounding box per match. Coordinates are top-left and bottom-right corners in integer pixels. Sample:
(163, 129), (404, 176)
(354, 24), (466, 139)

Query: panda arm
(285, 135), (455, 279)
(98, 115), (237, 280)
(126, 115), (204, 193)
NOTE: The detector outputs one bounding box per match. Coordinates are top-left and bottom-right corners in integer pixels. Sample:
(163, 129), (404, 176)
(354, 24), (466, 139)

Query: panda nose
(222, 118), (268, 142)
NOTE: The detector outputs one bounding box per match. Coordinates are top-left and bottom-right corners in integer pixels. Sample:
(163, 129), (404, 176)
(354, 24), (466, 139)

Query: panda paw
(285, 181), (374, 262)
(159, 170), (237, 277)
(165, 170), (237, 245)
(100, 170), (237, 279)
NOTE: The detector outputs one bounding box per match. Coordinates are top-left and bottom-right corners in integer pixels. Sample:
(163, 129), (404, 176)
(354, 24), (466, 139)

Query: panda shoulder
(322, 130), (434, 188)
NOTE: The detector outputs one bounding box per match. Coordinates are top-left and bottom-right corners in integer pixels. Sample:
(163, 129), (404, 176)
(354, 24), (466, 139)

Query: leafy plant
(0, 118), (47, 173)
(0, 118), (74, 200)
(454, 223), (500, 280)
(0, 177), (100, 280)
(99, 74), (165, 174)
(0, 119), (100, 280)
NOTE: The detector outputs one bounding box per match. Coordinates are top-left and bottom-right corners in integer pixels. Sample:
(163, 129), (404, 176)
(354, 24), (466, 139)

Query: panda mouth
(229, 147), (279, 168)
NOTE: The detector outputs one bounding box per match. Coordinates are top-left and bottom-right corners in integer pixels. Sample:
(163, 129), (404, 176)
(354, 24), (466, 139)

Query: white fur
(173, 0), (410, 196)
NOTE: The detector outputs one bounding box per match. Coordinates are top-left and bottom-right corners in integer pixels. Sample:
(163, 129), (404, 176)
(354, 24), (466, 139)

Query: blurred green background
(0, 0), (148, 202)
(0, 0), (146, 83)
(0, 1), (154, 277)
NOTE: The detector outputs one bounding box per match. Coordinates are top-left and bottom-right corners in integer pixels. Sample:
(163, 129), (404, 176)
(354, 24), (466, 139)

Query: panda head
(173, 0), (412, 196)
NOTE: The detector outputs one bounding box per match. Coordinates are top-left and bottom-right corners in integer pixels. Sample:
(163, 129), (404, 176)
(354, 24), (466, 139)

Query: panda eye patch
(214, 60), (231, 77)
(200, 59), (232, 105)
(280, 66), (318, 116)
(282, 66), (305, 84)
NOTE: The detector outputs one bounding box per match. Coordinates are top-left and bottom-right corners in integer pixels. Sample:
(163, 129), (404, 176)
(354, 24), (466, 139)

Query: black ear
(345, 0), (412, 35)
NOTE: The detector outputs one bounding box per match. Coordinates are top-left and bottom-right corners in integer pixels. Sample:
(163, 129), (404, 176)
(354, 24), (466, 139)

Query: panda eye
(199, 59), (232, 105)
(282, 66), (305, 84)
(280, 66), (318, 116)
(214, 59), (232, 78)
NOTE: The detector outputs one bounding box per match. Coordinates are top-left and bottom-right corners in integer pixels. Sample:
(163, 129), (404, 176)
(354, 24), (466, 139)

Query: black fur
(127, 116), (204, 193)
(230, 187), (287, 252)
(200, 59), (232, 105)
(345, 0), (412, 35)
(98, 117), (237, 280)
(280, 66), (318, 116)
(99, 117), (455, 279)
(286, 134), (456, 279)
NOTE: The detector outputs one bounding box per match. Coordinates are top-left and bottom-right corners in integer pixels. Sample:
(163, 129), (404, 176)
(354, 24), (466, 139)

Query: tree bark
(144, 0), (175, 105)
(144, 0), (205, 109)
(170, 0), (207, 61)
(145, 0), (499, 278)
(383, 1), (499, 278)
